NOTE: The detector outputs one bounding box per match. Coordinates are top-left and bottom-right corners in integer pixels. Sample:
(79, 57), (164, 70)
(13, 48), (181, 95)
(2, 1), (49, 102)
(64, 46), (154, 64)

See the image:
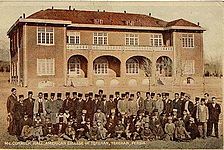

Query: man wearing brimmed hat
(182, 93), (194, 115)
(24, 91), (35, 119)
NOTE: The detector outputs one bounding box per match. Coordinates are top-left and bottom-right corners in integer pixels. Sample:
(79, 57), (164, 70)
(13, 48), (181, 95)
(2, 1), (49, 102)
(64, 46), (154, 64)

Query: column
(151, 54), (156, 86)
(63, 26), (67, 86)
(23, 23), (28, 87)
(88, 50), (93, 86)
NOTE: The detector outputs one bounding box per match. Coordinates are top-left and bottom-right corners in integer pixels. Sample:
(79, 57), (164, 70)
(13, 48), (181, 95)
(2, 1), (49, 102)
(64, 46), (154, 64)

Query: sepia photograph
(0, 0), (223, 149)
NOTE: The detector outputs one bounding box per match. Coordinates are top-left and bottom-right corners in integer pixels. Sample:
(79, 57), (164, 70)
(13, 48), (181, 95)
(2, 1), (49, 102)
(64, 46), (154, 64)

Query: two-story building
(7, 8), (205, 91)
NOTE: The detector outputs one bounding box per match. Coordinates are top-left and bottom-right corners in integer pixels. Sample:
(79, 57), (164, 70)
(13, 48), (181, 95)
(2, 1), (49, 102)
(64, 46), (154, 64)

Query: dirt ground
(0, 73), (223, 149)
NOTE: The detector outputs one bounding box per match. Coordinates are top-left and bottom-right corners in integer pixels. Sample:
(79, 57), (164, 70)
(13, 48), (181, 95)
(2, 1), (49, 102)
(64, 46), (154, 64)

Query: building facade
(7, 8), (205, 91)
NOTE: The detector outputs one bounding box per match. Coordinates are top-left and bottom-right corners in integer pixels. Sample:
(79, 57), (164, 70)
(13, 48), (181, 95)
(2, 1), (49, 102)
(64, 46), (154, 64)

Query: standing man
(56, 93), (63, 114)
(155, 93), (164, 115)
(204, 93), (211, 105)
(207, 97), (221, 138)
(196, 98), (208, 139)
(83, 92), (94, 120)
(136, 91), (144, 112)
(117, 94), (128, 115)
(33, 92), (47, 121)
(127, 94), (138, 116)
(24, 91), (35, 119)
(46, 93), (60, 124)
(62, 92), (73, 114)
(182, 94), (194, 115)
(172, 93), (182, 118)
(144, 92), (154, 114)
(163, 93), (173, 116)
(75, 93), (84, 118)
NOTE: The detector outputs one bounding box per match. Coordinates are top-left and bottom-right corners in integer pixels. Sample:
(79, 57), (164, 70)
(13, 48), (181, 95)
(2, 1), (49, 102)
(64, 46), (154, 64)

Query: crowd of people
(7, 88), (221, 142)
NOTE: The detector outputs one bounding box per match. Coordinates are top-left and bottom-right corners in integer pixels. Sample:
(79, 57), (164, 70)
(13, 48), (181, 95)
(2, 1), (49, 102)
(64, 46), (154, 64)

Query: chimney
(69, 6), (71, 10)
(149, 13), (151, 16)
(23, 13), (25, 18)
(52, 6), (54, 9)
(97, 9), (99, 12)
(124, 11), (126, 13)
(197, 22), (200, 26)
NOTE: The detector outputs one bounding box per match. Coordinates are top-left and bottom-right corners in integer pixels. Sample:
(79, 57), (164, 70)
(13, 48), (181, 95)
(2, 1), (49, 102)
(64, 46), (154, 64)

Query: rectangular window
(125, 34), (139, 45)
(94, 63), (108, 74)
(37, 58), (55, 76)
(150, 34), (163, 47)
(182, 34), (194, 48)
(126, 63), (139, 74)
(67, 32), (80, 45)
(183, 60), (195, 75)
(37, 27), (54, 45)
(93, 32), (108, 45)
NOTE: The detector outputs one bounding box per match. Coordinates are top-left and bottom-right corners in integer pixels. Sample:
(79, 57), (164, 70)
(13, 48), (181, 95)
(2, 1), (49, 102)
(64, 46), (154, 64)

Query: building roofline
(7, 18), (205, 35)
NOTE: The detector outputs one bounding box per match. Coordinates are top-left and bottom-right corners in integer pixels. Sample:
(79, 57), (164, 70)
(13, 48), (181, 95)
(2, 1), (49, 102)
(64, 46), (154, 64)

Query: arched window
(126, 58), (139, 74)
(68, 57), (80, 75)
(94, 57), (108, 74)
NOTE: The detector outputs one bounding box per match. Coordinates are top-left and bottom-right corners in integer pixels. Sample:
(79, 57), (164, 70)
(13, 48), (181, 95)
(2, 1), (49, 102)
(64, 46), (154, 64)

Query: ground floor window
(37, 58), (55, 76)
(94, 57), (108, 74)
(68, 58), (81, 75)
(126, 58), (139, 74)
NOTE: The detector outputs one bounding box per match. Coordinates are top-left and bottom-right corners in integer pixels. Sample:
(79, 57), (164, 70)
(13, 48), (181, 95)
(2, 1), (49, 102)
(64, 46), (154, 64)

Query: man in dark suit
(75, 93), (84, 117)
(23, 91), (35, 119)
(207, 97), (221, 138)
(182, 94), (194, 115)
(83, 93), (94, 120)
(163, 93), (173, 116)
(172, 93), (183, 118)
(62, 92), (73, 114)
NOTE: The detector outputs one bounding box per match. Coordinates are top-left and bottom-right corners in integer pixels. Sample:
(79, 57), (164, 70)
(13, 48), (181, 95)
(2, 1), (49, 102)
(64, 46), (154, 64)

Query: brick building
(7, 8), (205, 91)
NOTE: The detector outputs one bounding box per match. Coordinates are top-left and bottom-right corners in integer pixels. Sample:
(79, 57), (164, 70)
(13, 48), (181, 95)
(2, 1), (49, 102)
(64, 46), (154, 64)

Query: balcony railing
(67, 44), (173, 51)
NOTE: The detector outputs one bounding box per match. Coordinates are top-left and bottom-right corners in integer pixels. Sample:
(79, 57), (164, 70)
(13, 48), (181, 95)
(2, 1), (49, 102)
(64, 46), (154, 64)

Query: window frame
(150, 34), (163, 47)
(67, 32), (80, 45)
(125, 34), (139, 46)
(37, 58), (55, 76)
(182, 33), (194, 48)
(37, 27), (54, 45)
(93, 32), (108, 45)
(126, 58), (139, 74)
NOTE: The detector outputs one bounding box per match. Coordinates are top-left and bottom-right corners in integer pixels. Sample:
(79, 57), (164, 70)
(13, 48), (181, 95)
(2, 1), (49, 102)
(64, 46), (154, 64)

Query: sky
(0, 1), (223, 62)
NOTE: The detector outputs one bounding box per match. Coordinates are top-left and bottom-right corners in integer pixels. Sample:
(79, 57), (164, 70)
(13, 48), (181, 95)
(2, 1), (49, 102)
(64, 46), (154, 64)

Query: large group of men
(7, 88), (221, 142)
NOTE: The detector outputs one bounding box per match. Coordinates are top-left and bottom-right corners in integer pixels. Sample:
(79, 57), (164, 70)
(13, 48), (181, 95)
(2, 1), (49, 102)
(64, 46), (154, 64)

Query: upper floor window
(37, 58), (55, 76)
(183, 60), (195, 75)
(125, 20), (135, 26)
(37, 27), (54, 45)
(125, 34), (139, 46)
(93, 32), (108, 45)
(150, 34), (163, 47)
(67, 32), (80, 45)
(94, 57), (108, 75)
(126, 58), (139, 74)
(94, 19), (103, 24)
(182, 34), (194, 48)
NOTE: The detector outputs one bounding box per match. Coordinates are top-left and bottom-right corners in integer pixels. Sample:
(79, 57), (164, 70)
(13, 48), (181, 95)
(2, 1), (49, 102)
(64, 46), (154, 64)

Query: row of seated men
(7, 88), (221, 142)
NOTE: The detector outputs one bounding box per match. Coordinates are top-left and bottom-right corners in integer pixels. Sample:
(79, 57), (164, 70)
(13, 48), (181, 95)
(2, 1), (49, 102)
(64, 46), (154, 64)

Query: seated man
(141, 124), (154, 141)
(63, 121), (76, 142)
(33, 114), (44, 141)
(89, 122), (98, 141)
(93, 108), (107, 127)
(132, 122), (143, 141)
(53, 117), (67, 138)
(97, 120), (107, 140)
(186, 117), (199, 140)
(164, 116), (175, 141)
(174, 120), (191, 142)
(17, 113), (33, 141)
(114, 120), (125, 140)
(152, 121), (164, 140)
